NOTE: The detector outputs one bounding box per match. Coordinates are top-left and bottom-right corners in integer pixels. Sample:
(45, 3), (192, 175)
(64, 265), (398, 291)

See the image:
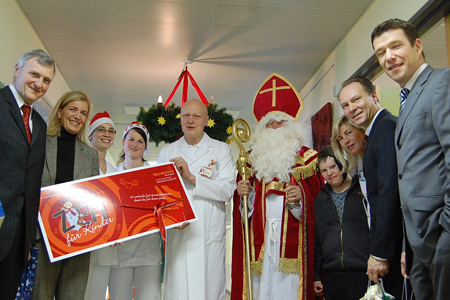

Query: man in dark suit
(338, 77), (403, 299)
(0, 49), (55, 299)
(372, 18), (450, 300)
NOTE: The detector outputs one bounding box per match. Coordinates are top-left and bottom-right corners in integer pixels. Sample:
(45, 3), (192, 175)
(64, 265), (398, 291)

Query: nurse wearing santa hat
(85, 111), (118, 300)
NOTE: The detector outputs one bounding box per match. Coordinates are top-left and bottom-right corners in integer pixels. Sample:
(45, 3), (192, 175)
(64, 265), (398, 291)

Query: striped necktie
(400, 88), (410, 112)
(21, 105), (32, 144)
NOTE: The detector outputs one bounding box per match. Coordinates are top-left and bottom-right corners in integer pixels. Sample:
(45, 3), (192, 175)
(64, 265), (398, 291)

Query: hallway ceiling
(17, 0), (447, 160)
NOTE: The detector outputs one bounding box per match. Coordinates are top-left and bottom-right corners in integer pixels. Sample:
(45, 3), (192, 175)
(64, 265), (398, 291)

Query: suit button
(398, 174), (403, 180)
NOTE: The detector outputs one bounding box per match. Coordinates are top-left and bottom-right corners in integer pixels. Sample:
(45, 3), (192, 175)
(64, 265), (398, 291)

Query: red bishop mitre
(252, 73), (303, 122)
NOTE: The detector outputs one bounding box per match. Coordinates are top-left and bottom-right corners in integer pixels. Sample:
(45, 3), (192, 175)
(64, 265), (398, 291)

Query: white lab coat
(157, 133), (236, 300)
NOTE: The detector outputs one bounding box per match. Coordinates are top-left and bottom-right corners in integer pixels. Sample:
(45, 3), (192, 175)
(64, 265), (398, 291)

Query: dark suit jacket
(363, 109), (403, 261)
(0, 86), (46, 263)
(395, 66), (450, 265)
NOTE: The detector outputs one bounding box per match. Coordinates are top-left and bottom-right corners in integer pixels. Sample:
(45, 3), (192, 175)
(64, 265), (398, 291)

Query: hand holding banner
(38, 162), (195, 262)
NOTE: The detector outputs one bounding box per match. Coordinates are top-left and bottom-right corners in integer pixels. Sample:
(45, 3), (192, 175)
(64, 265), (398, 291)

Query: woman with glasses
(85, 111), (117, 300)
(87, 111), (117, 174)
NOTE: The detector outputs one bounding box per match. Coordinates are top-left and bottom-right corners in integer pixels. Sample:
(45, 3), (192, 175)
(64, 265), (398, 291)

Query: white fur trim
(87, 117), (115, 138)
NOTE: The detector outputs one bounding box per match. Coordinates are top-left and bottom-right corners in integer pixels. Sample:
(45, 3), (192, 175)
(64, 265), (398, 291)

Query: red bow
(164, 66), (209, 106)
(121, 199), (184, 259)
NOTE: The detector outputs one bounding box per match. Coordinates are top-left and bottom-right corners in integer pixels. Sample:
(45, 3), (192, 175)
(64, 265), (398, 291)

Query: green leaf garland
(136, 103), (233, 146)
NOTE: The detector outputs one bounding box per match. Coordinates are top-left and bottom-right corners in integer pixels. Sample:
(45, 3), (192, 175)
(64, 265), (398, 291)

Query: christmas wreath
(136, 103), (234, 146)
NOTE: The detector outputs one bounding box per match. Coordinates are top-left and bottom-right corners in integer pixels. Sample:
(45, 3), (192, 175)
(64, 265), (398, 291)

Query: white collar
(9, 84), (34, 118)
(9, 84), (30, 108)
(365, 108), (384, 136)
(404, 63), (428, 90)
(182, 133), (208, 148)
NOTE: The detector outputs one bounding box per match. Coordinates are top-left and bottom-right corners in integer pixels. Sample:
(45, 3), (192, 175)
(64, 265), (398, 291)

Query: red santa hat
(252, 73), (303, 122)
(122, 121), (150, 149)
(87, 111), (115, 137)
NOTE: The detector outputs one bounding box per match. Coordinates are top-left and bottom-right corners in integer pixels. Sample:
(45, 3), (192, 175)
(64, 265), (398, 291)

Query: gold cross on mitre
(259, 79), (291, 107)
(252, 73), (303, 122)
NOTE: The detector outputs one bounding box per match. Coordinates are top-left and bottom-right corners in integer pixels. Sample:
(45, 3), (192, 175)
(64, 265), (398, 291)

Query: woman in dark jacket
(313, 146), (370, 300)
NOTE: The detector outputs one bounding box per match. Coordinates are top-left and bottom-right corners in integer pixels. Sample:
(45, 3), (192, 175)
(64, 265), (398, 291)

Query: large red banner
(38, 162), (195, 262)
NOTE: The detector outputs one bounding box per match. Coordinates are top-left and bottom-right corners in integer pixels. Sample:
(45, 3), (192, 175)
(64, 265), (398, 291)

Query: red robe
(231, 146), (323, 300)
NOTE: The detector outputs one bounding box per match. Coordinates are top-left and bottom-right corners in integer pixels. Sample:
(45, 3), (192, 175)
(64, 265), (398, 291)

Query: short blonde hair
(47, 90), (92, 144)
(330, 115), (365, 172)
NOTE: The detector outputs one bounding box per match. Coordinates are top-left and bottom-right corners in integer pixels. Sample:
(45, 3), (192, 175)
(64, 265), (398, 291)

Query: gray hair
(17, 49), (56, 73)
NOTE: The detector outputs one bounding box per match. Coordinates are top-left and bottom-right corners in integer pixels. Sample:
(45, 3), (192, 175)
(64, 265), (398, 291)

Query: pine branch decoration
(137, 103), (233, 146)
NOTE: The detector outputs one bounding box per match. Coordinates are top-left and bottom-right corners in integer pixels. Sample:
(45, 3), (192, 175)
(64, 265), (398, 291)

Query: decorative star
(226, 126), (232, 135)
(157, 116), (166, 125)
(207, 119), (215, 128)
(176, 113), (181, 119)
(226, 137), (234, 144)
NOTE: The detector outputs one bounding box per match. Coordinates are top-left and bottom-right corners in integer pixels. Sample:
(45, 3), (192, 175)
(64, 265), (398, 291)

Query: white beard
(249, 119), (305, 183)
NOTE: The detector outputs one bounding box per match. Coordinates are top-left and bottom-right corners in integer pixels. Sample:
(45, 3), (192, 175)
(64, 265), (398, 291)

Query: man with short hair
(372, 18), (450, 300)
(338, 76), (403, 299)
(157, 99), (236, 300)
(0, 49), (55, 299)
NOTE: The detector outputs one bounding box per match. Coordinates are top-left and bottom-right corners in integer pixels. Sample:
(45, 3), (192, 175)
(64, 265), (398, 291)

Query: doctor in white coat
(157, 99), (236, 300)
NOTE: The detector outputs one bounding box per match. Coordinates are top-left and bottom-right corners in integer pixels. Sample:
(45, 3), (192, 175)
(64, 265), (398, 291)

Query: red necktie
(22, 105), (32, 144)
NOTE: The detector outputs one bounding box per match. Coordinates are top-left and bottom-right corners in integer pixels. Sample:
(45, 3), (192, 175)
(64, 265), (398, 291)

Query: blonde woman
(32, 91), (99, 300)
(331, 115), (365, 173)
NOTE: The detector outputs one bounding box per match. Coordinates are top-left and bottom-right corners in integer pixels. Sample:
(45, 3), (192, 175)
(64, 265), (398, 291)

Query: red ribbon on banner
(164, 67), (209, 106)
(121, 199), (183, 258)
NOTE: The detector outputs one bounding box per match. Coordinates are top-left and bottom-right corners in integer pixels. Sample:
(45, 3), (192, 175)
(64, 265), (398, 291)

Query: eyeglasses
(95, 128), (116, 135)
